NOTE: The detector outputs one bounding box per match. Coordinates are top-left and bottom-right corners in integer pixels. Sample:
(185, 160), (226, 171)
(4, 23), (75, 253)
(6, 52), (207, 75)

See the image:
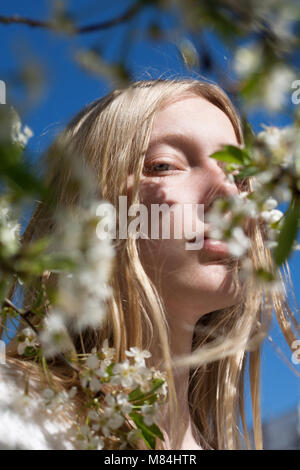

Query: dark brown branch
(0, 3), (141, 35)
(3, 298), (80, 373)
(3, 297), (39, 335)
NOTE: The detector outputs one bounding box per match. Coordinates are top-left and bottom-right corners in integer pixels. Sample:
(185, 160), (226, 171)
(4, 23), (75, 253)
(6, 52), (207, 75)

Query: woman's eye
(144, 162), (178, 174)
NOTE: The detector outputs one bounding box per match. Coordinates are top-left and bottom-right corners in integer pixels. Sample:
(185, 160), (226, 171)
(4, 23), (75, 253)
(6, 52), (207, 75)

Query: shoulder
(0, 361), (77, 450)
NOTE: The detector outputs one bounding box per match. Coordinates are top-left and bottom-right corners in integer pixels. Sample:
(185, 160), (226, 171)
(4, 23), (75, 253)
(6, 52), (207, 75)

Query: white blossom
(260, 208), (284, 224)
(263, 65), (296, 112)
(104, 392), (132, 415)
(42, 386), (77, 414)
(76, 424), (104, 450)
(115, 392), (133, 415)
(151, 368), (168, 397)
(264, 205), (283, 225)
(273, 184), (292, 203)
(80, 352), (103, 392)
(39, 311), (72, 358)
(141, 403), (159, 426)
(227, 227), (251, 258)
(119, 429), (141, 449)
(233, 43), (263, 77)
(111, 359), (151, 389)
(17, 327), (39, 356)
(125, 347), (151, 366)
(11, 119), (34, 147)
(100, 395), (127, 434)
(262, 198), (278, 211)
(100, 339), (116, 368)
(104, 412), (124, 431)
(11, 392), (33, 417)
(231, 193), (258, 218)
(258, 126), (285, 150)
(266, 240), (279, 249)
(51, 201), (115, 333)
(87, 409), (99, 421)
(254, 169), (276, 184)
(86, 355), (100, 370)
(0, 198), (21, 257)
(257, 125), (295, 167)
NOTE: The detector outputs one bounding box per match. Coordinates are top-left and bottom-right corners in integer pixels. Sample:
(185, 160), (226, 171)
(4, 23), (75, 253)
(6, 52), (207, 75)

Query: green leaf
(0, 142), (52, 201)
(1, 305), (19, 318)
(16, 254), (77, 276)
(129, 378), (164, 404)
(241, 116), (255, 150)
(32, 288), (44, 310)
(128, 386), (143, 402)
(147, 422), (164, 441)
(130, 411), (164, 450)
(254, 268), (276, 282)
(130, 412), (155, 449)
(274, 202), (300, 266)
(234, 166), (260, 180)
(21, 237), (50, 257)
(24, 346), (38, 357)
(210, 145), (250, 165)
(106, 362), (115, 376)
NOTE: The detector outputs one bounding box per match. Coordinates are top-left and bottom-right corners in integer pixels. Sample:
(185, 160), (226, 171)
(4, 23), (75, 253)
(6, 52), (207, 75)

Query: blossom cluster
(77, 340), (167, 450)
(38, 201), (115, 358)
(210, 124), (300, 246)
(206, 192), (284, 257)
(232, 0), (298, 113)
(16, 331), (167, 450)
(11, 120), (33, 148)
(206, 123), (300, 288)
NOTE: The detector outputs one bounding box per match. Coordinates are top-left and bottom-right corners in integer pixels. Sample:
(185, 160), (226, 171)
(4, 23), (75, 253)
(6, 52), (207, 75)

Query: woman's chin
(191, 266), (242, 306)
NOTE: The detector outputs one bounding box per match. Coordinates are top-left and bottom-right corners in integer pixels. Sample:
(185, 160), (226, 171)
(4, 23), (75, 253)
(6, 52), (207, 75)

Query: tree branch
(0, 3), (141, 35)
(3, 297), (80, 373)
(3, 297), (39, 335)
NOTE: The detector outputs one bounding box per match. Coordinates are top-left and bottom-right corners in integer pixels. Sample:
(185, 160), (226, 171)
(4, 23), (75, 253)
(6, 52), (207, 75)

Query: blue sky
(1, 0), (299, 428)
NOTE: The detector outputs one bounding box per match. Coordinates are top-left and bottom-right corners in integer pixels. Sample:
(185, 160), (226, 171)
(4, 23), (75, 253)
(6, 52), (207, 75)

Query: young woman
(0, 79), (297, 450)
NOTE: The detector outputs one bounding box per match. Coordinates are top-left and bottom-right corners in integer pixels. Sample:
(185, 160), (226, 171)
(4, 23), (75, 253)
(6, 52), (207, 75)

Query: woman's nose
(202, 160), (239, 209)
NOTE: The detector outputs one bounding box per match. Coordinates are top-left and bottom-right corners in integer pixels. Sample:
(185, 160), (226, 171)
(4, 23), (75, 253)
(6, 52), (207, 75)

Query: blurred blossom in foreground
(264, 65), (296, 112)
(233, 43), (263, 78)
(39, 200), (115, 358)
(0, 197), (21, 258)
(11, 121), (34, 148)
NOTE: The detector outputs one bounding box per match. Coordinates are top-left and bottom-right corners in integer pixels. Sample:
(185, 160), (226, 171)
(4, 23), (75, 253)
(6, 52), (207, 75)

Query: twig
(0, 3), (141, 35)
(3, 297), (39, 334)
(3, 298), (80, 373)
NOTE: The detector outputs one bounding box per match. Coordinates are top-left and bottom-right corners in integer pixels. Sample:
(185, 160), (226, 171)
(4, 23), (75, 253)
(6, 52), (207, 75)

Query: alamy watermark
(95, 197), (205, 250)
(291, 340), (300, 365)
(0, 80), (5, 105)
(291, 80), (300, 105)
(0, 340), (6, 364)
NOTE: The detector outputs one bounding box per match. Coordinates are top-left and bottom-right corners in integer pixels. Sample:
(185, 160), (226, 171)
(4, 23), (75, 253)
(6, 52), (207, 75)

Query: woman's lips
(202, 238), (230, 256)
(185, 225), (232, 257)
(185, 233), (231, 257)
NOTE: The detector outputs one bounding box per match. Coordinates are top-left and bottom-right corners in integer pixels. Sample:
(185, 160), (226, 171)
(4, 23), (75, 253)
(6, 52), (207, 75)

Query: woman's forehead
(150, 94), (238, 146)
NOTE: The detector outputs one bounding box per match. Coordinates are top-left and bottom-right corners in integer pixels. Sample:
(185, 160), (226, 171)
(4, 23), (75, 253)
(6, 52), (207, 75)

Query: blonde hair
(3, 79), (300, 450)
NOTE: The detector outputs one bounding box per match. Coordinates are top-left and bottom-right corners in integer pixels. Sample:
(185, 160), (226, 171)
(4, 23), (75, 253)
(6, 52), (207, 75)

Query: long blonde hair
(3, 79), (300, 450)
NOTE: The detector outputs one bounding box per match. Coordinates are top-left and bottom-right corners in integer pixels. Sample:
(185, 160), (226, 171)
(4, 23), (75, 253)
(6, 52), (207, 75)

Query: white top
(0, 363), (77, 450)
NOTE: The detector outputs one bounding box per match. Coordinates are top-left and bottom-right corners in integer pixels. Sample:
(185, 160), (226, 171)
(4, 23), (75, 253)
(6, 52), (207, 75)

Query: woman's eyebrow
(147, 133), (201, 165)
(147, 132), (228, 170)
(148, 132), (198, 150)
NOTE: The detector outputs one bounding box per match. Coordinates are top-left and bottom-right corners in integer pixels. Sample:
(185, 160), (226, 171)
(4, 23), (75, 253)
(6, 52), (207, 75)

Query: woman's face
(130, 93), (243, 326)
